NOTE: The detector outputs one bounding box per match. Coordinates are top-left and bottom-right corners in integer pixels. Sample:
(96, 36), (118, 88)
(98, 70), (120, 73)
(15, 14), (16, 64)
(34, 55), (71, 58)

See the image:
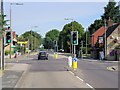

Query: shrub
(5, 50), (10, 55)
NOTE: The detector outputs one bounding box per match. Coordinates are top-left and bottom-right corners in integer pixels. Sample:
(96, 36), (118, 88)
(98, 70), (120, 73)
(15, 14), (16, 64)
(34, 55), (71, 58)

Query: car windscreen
(40, 52), (46, 56)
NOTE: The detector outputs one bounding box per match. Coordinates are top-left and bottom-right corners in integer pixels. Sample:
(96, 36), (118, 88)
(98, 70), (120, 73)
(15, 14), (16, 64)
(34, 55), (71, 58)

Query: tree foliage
(101, 0), (119, 23)
(0, 15), (8, 31)
(58, 21), (84, 52)
(88, 0), (119, 35)
(18, 31), (42, 50)
(44, 29), (60, 49)
(88, 19), (104, 35)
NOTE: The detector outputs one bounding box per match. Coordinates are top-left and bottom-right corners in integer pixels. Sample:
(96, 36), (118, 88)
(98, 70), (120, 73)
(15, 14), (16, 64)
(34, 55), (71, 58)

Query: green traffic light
(8, 40), (11, 43)
(73, 40), (77, 44)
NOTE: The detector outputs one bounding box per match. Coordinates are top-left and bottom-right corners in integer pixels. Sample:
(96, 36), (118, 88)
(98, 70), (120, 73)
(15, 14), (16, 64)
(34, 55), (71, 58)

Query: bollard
(72, 57), (77, 70)
(68, 56), (72, 67)
(54, 53), (58, 59)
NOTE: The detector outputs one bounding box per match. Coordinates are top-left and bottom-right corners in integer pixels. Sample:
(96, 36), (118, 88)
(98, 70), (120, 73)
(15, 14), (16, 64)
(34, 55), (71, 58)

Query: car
(38, 51), (48, 60)
(58, 49), (64, 52)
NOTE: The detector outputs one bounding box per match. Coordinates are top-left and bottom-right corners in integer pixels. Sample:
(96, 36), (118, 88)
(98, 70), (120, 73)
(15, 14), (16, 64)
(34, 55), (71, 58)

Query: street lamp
(30, 26), (38, 51)
(9, 2), (23, 58)
(34, 30), (40, 51)
(64, 18), (73, 56)
(86, 28), (88, 56)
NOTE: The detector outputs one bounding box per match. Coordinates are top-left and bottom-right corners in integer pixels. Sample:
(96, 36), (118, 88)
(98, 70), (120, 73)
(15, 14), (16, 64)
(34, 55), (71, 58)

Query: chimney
(107, 17), (113, 27)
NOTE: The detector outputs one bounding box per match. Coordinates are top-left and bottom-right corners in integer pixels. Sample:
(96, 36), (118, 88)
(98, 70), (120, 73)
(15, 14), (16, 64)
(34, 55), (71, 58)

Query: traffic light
(6, 31), (11, 43)
(72, 31), (78, 45)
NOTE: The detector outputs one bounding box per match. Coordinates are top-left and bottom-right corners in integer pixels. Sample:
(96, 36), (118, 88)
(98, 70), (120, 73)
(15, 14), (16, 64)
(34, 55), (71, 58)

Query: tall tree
(44, 29), (60, 49)
(88, 0), (119, 35)
(18, 31), (42, 50)
(88, 19), (104, 35)
(58, 21), (84, 53)
(101, 0), (119, 23)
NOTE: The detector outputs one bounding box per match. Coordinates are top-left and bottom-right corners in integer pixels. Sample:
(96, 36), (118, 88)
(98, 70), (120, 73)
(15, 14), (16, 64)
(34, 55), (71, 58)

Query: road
(77, 60), (118, 88)
(16, 54), (91, 88)
(5, 52), (118, 89)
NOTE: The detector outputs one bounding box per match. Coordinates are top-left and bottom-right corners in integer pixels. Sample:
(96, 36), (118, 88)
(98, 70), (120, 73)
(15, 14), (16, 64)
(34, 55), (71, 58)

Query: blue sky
(3, 1), (119, 37)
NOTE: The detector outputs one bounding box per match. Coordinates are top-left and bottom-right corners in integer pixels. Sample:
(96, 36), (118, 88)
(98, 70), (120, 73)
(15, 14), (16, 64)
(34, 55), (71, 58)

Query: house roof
(91, 26), (105, 46)
(92, 26), (105, 36)
(105, 23), (120, 38)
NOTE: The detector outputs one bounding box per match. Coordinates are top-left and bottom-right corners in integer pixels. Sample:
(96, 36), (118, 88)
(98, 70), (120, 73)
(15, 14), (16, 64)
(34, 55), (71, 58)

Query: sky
(3, 0), (120, 38)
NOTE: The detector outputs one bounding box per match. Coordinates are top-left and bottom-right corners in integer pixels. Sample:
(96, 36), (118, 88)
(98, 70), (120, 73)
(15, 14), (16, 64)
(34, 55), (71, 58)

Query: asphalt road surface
(5, 53), (118, 89)
(17, 54), (91, 88)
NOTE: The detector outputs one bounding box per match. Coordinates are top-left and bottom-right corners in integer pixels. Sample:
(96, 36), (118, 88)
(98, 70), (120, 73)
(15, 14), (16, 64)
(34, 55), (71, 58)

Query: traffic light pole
(9, 3), (12, 58)
(0, 0), (4, 70)
(74, 45), (76, 57)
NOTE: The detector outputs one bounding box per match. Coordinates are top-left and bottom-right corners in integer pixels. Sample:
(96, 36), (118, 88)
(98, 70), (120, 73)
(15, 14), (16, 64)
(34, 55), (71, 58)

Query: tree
(0, 15), (8, 32)
(18, 31), (42, 51)
(58, 21), (84, 53)
(88, 19), (104, 35)
(45, 29), (60, 41)
(101, 0), (119, 23)
(88, 0), (119, 35)
(44, 29), (60, 49)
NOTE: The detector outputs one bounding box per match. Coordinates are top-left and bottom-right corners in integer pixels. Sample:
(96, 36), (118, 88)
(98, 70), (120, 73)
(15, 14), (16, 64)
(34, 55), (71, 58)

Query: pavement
(1, 53), (31, 89)
(2, 63), (30, 88)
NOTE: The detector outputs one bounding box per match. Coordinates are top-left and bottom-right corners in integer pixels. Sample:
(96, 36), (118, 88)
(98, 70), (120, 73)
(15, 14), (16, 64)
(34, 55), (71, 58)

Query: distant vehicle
(38, 51), (48, 60)
(58, 49), (64, 52)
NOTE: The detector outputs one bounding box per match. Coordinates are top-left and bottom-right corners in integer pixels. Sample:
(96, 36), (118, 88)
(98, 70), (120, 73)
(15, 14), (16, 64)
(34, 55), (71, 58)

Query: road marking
(86, 83), (94, 89)
(76, 76), (84, 82)
(69, 71), (74, 75)
(68, 70), (95, 90)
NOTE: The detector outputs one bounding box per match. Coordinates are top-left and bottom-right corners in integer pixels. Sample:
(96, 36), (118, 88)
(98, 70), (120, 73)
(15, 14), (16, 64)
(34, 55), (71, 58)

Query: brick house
(91, 26), (105, 47)
(91, 23), (120, 60)
(106, 23), (120, 60)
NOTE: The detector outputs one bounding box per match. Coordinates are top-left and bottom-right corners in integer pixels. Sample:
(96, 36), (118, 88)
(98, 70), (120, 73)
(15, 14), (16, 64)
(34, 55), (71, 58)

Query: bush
(5, 50), (15, 55)
(81, 47), (91, 54)
(5, 50), (10, 55)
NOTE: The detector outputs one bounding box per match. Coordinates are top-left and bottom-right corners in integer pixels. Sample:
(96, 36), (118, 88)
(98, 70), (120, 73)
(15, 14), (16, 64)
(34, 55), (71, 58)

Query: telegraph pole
(104, 19), (107, 59)
(86, 28), (88, 56)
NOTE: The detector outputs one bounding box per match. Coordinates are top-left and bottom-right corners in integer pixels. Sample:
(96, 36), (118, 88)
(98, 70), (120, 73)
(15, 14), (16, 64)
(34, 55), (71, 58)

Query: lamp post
(30, 26), (38, 51)
(9, 3), (23, 58)
(34, 30), (40, 51)
(64, 18), (73, 56)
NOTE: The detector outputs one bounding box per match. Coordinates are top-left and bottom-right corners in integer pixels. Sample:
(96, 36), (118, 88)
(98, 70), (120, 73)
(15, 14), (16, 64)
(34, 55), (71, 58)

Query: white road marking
(68, 71), (95, 90)
(76, 76), (84, 82)
(69, 71), (74, 75)
(86, 83), (94, 89)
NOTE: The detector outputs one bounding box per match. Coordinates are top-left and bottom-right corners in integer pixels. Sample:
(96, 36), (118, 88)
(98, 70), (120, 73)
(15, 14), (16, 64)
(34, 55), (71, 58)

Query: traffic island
(107, 65), (118, 71)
